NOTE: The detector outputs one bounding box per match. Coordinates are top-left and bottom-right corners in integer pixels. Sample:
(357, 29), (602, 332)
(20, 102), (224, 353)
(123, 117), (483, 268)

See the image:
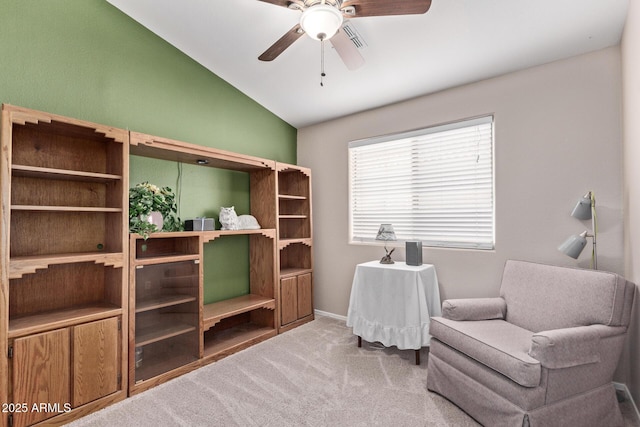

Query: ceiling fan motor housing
(299, 3), (344, 40)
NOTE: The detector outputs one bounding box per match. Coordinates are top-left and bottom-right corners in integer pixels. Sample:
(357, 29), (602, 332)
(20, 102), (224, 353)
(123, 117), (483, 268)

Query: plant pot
(141, 211), (163, 231)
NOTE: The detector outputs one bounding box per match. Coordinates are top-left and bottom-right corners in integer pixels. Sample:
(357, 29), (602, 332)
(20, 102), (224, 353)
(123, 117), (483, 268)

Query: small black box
(185, 218), (215, 231)
(406, 241), (422, 266)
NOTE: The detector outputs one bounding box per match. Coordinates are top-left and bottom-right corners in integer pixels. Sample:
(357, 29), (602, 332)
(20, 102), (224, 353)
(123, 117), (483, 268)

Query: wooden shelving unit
(1, 105), (314, 424)
(128, 132), (281, 395)
(0, 104), (129, 427)
(276, 163), (314, 333)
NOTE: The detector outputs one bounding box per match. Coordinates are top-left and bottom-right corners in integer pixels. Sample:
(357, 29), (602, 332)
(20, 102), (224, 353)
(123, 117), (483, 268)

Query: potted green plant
(129, 182), (183, 239)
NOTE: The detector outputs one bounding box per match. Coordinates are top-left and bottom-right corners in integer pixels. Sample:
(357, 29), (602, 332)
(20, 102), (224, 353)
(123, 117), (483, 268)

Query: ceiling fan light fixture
(300, 4), (343, 41)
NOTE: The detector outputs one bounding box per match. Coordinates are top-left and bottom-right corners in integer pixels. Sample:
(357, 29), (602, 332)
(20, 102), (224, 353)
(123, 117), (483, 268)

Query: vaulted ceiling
(106, 0), (628, 128)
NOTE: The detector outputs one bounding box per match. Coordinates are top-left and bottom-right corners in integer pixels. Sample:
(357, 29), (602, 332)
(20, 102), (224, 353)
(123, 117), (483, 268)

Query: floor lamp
(558, 191), (597, 269)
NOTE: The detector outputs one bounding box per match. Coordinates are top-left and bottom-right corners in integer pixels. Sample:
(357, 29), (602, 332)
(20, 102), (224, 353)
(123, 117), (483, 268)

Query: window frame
(348, 115), (495, 250)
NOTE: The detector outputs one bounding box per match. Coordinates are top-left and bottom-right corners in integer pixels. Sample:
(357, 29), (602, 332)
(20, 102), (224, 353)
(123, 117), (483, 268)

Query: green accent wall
(0, 1), (297, 303)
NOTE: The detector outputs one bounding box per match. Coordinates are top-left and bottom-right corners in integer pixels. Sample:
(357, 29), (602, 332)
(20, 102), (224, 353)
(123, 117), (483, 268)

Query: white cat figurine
(219, 206), (261, 230)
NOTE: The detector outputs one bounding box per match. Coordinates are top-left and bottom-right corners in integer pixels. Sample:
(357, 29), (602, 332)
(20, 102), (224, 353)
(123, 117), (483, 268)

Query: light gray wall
(622, 0), (640, 404)
(298, 47), (623, 319)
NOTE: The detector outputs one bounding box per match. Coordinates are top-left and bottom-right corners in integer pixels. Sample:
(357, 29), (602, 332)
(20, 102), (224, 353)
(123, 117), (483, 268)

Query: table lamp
(376, 223), (397, 264)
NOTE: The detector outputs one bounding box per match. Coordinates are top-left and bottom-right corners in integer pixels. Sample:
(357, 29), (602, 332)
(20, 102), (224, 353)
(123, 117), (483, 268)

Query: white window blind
(349, 116), (494, 250)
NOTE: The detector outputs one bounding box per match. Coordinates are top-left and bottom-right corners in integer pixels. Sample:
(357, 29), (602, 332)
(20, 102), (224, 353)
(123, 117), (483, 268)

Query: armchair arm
(441, 297), (506, 321)
(529, 325), (605, 369)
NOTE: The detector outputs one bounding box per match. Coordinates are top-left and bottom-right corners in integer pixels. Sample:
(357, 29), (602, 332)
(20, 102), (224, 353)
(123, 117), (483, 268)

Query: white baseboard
(613, 382), (640, 422)
(314, 309), (347, 322)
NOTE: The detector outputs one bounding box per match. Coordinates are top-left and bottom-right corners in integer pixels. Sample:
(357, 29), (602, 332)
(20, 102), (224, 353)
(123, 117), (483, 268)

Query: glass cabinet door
(134, 260), (199, 382)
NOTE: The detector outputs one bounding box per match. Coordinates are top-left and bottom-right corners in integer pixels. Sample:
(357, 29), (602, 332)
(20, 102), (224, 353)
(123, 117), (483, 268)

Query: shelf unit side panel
(127, 236), (138, 393)
(250, 169), (276, 230)
(0, 107), (12, 426)
(249, 234), (276, 300)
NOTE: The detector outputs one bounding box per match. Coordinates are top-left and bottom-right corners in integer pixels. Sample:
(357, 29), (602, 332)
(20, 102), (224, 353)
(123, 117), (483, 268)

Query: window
(348, 116), (494, 250)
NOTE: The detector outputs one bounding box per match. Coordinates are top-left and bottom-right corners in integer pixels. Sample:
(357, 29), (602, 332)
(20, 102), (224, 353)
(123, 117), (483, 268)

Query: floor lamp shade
(571, 192), (593, 220)
(558, 231), (588, 259)
(558, 190), (597, 269)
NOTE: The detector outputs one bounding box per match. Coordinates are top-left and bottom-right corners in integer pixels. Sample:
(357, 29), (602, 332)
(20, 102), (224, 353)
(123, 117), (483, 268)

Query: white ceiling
(106, 0), (628, 128)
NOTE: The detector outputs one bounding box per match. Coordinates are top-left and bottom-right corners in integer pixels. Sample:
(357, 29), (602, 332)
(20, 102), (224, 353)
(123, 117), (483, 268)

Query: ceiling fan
(257, 0), (432, 71)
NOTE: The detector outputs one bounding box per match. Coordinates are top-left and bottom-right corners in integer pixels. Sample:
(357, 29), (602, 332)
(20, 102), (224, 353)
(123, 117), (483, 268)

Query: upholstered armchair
(427, 260), (636, 427)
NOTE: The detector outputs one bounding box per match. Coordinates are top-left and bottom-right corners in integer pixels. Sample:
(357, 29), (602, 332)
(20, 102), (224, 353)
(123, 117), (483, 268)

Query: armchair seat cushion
(430, 317), (541, 387)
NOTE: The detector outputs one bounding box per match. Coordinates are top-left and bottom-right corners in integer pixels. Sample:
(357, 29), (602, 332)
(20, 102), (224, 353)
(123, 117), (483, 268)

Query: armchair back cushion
(499, 260), (634, 332)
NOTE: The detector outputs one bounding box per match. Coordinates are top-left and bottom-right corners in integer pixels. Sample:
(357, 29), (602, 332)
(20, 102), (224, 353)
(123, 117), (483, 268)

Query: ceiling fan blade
(256, 0), (291, 9)
(341, 0), (431, 17)
(330, 26), (365, 71)
(258, 24), (304, 61)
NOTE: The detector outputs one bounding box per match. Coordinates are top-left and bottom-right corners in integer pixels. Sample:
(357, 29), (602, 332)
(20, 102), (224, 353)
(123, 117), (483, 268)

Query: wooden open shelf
(279, 194), (307, 200)
(133, 254), (200, 266)
(280, 267), (313, 279)
(136, 319), (197, 347)
(278, 237), (313, 250)
(9, 252), (124, 279)
(203, 324), (276, 360)
(11, 205), (122, 212)
(201, 228), (276, 243)
(203, 294), (276, 331)
(136, 295), (197, 314)
(8, 304), (122, 339)
(12, 164), (122, 182)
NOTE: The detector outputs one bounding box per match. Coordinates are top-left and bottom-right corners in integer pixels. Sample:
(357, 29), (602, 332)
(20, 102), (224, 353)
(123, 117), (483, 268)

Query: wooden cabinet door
(281, 277), (298, 326)
(12, 329), (71, 427)
(72, 317), (119, 407)
(297, 273), (313, 319)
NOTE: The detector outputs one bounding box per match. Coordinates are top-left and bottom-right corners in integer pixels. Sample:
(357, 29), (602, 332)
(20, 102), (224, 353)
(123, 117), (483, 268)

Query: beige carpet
(69, 315), (639, 427)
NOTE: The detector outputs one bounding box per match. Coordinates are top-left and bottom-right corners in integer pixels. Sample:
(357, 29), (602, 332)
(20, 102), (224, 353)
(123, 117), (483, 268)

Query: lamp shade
(558, 231), (588, 259)
(376, 224), (397, 242)
(571, 192), (592, 220)
(300, 4), (343, 40)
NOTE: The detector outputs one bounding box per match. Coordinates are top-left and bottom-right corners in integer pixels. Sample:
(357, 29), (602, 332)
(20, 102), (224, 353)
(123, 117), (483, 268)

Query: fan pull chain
(320, 38), (326, 87)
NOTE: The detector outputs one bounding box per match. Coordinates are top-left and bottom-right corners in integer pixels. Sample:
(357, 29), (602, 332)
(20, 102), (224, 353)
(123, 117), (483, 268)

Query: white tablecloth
(346, 261), (442, 350)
